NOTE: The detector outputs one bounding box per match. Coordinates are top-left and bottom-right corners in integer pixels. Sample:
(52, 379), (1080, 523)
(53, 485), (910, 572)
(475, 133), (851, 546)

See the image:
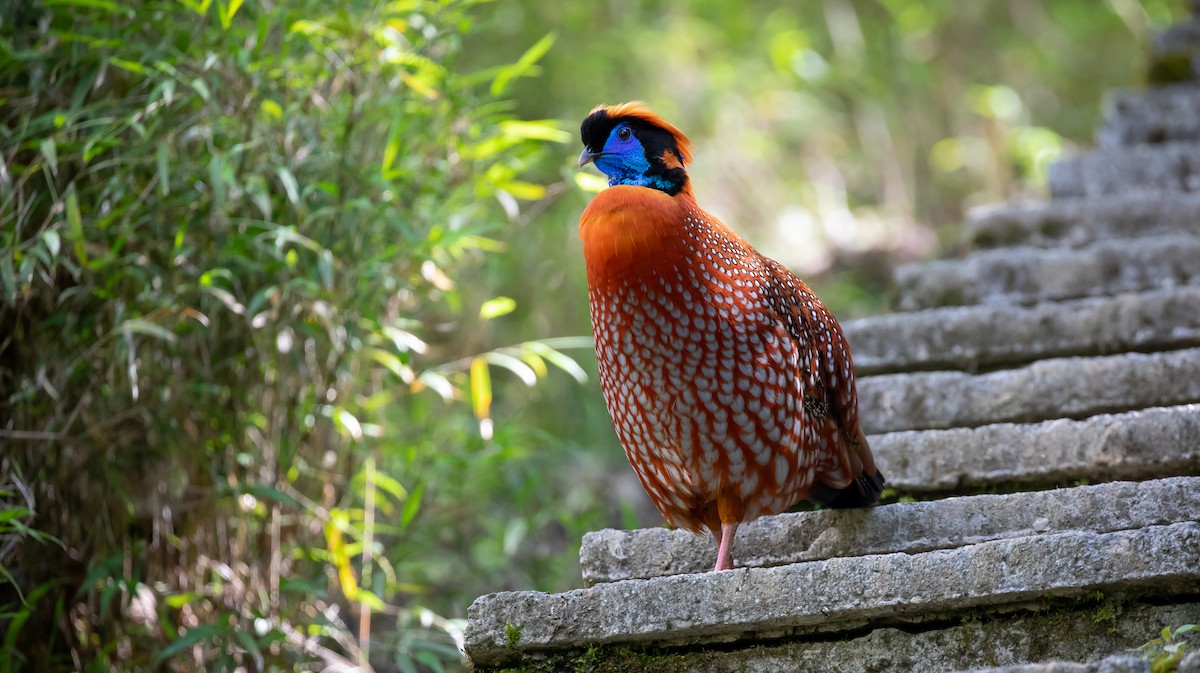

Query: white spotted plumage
(578, 103), (882, 571)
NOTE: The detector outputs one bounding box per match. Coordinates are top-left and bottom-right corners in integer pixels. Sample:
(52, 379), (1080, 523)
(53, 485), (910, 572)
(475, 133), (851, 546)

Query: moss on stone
(505, 621), (523, 651)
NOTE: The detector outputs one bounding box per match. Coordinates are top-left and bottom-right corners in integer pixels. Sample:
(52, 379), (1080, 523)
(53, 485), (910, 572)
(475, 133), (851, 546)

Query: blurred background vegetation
(0, 0), (1185, 670)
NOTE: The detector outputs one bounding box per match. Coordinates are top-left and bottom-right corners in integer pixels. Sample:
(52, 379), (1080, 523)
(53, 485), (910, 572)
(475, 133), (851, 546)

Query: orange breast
(579, 185), (687, 288)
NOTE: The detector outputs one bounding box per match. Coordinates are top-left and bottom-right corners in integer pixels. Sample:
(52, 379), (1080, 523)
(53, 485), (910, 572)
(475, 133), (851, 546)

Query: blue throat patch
(597, 150), (675, 191)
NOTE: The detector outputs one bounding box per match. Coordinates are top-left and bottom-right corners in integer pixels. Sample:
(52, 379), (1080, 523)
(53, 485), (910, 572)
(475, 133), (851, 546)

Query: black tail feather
(810, 470), (886, 509)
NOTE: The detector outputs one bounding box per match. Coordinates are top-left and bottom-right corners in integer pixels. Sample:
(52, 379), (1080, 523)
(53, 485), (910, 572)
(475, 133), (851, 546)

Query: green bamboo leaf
(164, 592), (201, 609)
(483, 351), (537, 386)
(479, 296), (516, 320)
(64, 186), (86, 265)
(190, 78), (210, 102)
(519, 350), (548, 378)
(498, 120), (571, 143)
(176, 0), (212, 15)
(108, 57), (145, 74)
(276, 167), (300, 205)
(117, 318), (178, 343)
(230, 626), (264, 671)
(236, 485), (302, 509)
(491, 32), (556, 97)
(0, 508), (31, 525)
(469, 357), (491, 421)
(44, 0), (120, 11)
(399, 481), (424, 528)
(217, 0), (244, 29)
(382, 115), (404, 179)
(153, 624), (223, 664)
(42, 229), (61, 259)
(39, 138), (58, 174)
(523, 341), (588, 383)
(335, 408), (363, 441)
(368, 347), (414, 382)
(501, 181), (546, 200)
(369, 470), (408, 504)
(415, 370), (453, 400)
(156, 141), (170, 196)
(354, 589), (387, 611)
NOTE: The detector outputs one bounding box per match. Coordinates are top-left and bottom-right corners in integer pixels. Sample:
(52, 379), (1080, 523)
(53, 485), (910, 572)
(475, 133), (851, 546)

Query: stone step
(1048, 141), (1200, 198)
(968, 654), (1200, 673)
(1153, 16), (1200, 60)
(858, 348), (1200, 434)
(845, 287), (1200, 376)
(964, 193), (1200, 250)
(465, 522), (1200, 667)
(1098, 84), (1200, 149)
(579, 476), (1200, 584)
(469, 601), (1200, 673)
(874, 404), (1200, 493)
(891, 234), (1200, 311)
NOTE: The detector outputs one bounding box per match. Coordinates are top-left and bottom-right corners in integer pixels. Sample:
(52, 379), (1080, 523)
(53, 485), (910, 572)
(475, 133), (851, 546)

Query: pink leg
(712, 522), (739, 571)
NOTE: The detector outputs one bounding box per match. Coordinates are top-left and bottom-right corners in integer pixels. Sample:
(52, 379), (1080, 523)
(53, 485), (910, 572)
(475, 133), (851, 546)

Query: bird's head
(578, 102), (693, 196)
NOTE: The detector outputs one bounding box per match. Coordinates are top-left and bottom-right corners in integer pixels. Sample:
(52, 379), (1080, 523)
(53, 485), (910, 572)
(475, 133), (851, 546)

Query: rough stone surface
(1048, 141), (1200, 198)
(1154, 17), (1200, 57)
(858, 348), (1200, 434)
(579, 477), (1200, 584)
(965, 656), (1150, 673)
(1151, 20), (1200, 84)
(872, 404), (1200, 493)
(844, 287), (1200, 376)
(891, 234), (1200, 311)
(472, 603), (1200, 673)
(970, 651), (1200, 673)
(964, 193), (1200, 250)
(1098, 84), (1200, 149)
(465, 523), (1200, 666)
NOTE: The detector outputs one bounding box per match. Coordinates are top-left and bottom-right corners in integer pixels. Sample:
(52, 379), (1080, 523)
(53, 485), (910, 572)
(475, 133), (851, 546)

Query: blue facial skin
(593, 123), (676, 191)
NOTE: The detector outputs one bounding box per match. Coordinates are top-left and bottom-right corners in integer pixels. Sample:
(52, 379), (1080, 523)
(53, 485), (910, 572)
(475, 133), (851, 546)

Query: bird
(576, 102), (884, 572)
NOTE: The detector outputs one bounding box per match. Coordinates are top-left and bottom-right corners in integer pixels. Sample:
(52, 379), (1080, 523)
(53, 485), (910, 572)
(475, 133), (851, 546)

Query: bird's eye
(617, 127), (632, 141)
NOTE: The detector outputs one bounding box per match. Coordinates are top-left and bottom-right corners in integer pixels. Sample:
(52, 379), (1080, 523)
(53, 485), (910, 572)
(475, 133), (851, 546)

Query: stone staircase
(464, 8), (1200, 672)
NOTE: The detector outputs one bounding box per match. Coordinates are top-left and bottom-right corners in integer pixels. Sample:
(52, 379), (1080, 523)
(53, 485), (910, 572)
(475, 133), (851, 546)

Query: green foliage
(1141, 624), (1199, 673)
(504, 620), (522, 650)
(0, 0), (586, 670)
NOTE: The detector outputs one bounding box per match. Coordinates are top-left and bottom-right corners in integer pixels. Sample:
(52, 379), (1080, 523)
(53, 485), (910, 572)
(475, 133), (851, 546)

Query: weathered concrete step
(858, 348), (1200, 434)
(470, 601), (1200, 673)
(465, 522), (1200, 666)
(1098, 84), (1200, 149)
(1048, 141), (1200, 198)
(875, 404), (1200, 493)
(1151, 19), (1200, 84)
(1154, 15), (1200, 59)
(969, 653), (1200, 673)
(846, 287), (1200, 376)
(579, 476), (1200, 584)
(964, 193), (1200, 250)
(891, 234), (1200, 311)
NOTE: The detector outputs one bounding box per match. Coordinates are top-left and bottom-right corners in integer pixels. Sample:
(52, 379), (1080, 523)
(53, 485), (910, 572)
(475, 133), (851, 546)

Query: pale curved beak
(578, 148), (601, 168)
